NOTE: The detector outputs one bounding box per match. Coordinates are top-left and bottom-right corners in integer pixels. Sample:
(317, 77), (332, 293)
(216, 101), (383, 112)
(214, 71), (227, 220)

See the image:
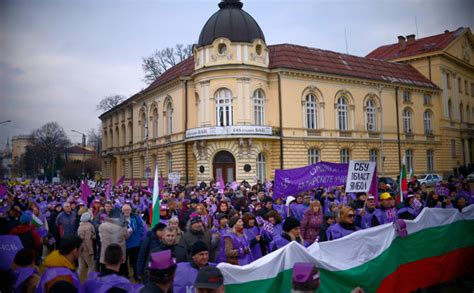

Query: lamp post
(72, 129), (86, 179)
(377, 86), (385, 177)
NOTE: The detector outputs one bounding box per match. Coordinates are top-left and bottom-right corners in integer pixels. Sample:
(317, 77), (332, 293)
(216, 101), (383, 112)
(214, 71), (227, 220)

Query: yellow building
(100, 0), (450, 185)
(12, 135), (31, 164)
(367, 27), (474, 176)
(66, 145), (97, 162)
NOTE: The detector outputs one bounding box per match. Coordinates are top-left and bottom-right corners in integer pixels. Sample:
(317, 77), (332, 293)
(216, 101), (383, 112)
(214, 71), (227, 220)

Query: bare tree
(142, 44), (192, 84)
(96, 94), (125, 112)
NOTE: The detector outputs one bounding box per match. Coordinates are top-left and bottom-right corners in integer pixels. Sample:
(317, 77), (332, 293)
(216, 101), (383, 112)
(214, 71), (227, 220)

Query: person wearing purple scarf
(327, 207), (359, 240)
(289, 195), (309, 221)
(376, 193), (398, 225)
(242, 212), (263, 260)
(218, 216), (253, 265)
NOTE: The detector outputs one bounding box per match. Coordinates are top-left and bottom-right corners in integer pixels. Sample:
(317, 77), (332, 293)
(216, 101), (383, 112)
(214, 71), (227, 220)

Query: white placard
(345, 160), (376, 193)
(168, 172), (181, 185)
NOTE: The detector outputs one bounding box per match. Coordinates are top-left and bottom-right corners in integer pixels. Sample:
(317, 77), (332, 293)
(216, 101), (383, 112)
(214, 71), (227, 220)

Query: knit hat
(20, 213), (32, 224)
(191, 241), (208, 256)
(283, 216), (300, 232)
(80, 212), (92, 222)
(216, 213), (228, 221)
(228, 215), (240, 228)
(190, 214), (203, 225)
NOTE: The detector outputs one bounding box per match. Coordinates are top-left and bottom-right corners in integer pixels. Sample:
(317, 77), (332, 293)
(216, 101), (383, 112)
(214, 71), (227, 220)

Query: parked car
(467, 172), (474, 183)
(417, 174), (443, 187)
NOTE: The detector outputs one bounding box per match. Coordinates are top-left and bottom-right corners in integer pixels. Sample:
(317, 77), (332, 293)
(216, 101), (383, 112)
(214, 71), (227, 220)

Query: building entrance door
(213, 151), (236, 183)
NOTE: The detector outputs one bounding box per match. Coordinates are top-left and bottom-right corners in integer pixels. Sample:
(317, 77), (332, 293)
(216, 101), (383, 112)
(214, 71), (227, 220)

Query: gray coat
(179, 228), (215, 261)
(98, 217), (129, 264)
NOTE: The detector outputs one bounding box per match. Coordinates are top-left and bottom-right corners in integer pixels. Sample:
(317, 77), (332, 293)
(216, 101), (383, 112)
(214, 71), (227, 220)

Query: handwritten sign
(345, 160), (376, 193)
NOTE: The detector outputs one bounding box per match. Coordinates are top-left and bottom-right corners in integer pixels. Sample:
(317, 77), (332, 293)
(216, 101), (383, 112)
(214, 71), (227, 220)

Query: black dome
(197, 0), (265, 47)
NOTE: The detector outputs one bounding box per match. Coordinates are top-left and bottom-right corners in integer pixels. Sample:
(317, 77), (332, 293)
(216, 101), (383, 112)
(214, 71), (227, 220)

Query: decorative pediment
(304, 141), (325, 150)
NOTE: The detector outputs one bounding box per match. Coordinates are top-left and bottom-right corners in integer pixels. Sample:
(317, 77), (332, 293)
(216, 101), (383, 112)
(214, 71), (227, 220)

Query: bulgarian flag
(409, 167), (415, 183)
(31, 214), (43, 227)
(218, 207), (474, 292)
(150, 164), (160, 227)
(399, 155), (408, 203)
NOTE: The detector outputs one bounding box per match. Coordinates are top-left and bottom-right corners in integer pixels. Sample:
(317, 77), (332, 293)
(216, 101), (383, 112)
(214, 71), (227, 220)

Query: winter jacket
(149, 243), (187, 263)
(10, 224), (42, 252)
(98, 218), (129, 264)
(125, 214), (144, 249)
(55, 211), (78, 238)
(136, 230), (162, 278)
(300, 210), (323, 245)
(179, 228), (213, 261)
(77, 221), (96, 255)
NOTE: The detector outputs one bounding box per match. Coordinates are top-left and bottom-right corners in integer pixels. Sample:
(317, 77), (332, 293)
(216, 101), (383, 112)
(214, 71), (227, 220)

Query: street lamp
(72, 129), (86, 179)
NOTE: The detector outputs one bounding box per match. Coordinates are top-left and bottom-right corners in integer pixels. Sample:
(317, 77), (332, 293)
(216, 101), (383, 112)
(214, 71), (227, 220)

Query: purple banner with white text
(274, 161), (349, 198)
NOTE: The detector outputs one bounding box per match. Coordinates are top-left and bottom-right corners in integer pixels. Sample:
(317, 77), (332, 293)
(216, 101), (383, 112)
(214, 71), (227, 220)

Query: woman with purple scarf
(242, 212), (263, 260)
(217, 216), (254, 265)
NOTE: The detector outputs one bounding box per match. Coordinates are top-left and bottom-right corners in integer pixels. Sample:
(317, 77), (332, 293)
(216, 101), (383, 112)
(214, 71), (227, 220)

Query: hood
(43, 250), (75, 270)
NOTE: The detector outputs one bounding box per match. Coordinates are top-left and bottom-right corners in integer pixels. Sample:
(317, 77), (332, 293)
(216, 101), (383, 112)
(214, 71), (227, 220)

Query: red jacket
(10, 224), (42, 251)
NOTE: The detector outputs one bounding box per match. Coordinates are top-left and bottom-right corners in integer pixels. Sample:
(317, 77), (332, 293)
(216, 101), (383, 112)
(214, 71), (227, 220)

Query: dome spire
(218, 0), (243, 9)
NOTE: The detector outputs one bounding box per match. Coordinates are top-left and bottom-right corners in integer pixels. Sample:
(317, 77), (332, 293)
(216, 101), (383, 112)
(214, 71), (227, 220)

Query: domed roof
(197, 0), (265, 47)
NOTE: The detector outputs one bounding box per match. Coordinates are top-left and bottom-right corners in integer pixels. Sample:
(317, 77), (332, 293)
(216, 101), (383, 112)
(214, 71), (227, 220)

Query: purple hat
(393, 219), (408, 238)
(148, 249), (176, 270)
(293, 263), (319, 283)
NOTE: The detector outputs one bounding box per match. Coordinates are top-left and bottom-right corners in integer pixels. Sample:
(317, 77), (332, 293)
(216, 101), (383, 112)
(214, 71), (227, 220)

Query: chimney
(398, 35), (406, 50)
(406, 34), (416, 45)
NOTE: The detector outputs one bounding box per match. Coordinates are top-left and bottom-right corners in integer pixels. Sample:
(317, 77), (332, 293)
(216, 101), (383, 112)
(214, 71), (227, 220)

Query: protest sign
(345, 160), (376, 193)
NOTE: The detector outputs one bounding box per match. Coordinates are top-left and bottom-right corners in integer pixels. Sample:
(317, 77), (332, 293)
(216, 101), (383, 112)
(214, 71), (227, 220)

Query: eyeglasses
(348, 214), (355, 218)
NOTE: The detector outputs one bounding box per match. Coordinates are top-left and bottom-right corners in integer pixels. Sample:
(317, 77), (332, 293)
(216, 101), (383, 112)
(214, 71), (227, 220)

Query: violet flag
(218, 173), (225, 194)
(130, 178), (135, 187)
(116, 175), (125, 186)
(80, 180), (92, 203)
(105, 179), (111, 199)
(148, 178), (154, 192)
(159, 175), (165, 191)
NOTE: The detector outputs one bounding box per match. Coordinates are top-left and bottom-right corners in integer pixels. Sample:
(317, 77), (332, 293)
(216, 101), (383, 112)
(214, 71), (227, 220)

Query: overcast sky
(1, 0), (473, 147)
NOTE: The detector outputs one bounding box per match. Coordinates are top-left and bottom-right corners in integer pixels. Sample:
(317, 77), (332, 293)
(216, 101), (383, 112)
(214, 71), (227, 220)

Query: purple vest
(323, 199), (340, 214)
(290, 204), (308, 221)
(270, 235), (290, 251)
(35, 267), (82, 293)
(217, 232), (254, 265)
(273, 204), (287, 219)
(360, 208), (383, 229)
(173, 262), (216, 293)
(14, 267), (38, 292)
(327, 223), (357, 240)
(244, 226), (262, 260)
(83, 272), (135, 293)
(381, 207), (398, 224)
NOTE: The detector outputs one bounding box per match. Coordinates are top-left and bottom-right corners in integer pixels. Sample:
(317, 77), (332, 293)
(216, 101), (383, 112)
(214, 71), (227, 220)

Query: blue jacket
(126, 214), (144, 249)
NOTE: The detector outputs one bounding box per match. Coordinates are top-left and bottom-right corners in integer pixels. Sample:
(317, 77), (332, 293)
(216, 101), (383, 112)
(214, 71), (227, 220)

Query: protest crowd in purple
(0, 173), (472, 293)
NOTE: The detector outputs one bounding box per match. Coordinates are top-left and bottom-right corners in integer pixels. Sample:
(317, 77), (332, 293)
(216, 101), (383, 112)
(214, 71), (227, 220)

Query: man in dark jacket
(179, 216), (214, 261)
(136, 222), (166, 281)
(147, 227), (186, 272)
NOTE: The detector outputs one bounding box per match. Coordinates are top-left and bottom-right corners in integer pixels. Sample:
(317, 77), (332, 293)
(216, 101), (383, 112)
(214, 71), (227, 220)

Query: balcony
(339, 130), (353, 138)
(307, 129), (321, 136)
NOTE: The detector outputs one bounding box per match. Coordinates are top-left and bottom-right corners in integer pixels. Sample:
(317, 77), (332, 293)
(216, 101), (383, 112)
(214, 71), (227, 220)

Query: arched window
(167, 152), (172, 173)
(305, 94), (318, 129)
(167, 103), (173, 135)
(405, 149), (413, 171)
(141, 111), (147, 141)
(121, 124), (126, 146)
(256, 153), (266, 182)
(423, 110), (432, 134)
(103, 130), (108, 149)
(308, 148), (320, 165)
(337, 97), (348, 130)
(427, 150), (434, 172)
(448, 99), (452, 121)
(127, 122), (133, 145)
(366, 99), (376, 131)
(460, 103), (463, 122)
(152, 108), (159, 138)
(340, 149), (350, 164)
(467, 105), (471, 123)
(109, 129), (114, 147)
(253, 89), (265, 126)
(115, 127), (119, 147)
(215, 89), (233, 126)
(403, 108), (412, 133)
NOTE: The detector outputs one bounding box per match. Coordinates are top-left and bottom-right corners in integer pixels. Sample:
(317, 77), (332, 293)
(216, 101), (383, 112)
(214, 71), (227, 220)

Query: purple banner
(435, 186), (450, 197)
(274, 161), (348, 198)
(0, 235), (23, 270)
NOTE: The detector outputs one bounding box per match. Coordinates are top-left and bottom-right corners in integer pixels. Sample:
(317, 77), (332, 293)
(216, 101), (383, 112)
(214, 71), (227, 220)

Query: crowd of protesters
(0, 174), (471, 292)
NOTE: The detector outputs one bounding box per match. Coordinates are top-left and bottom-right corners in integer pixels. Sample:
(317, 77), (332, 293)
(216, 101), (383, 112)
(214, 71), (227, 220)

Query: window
(216, 89), (233, 126)
(460, 103), (464, 123)
(403, 108), (412, 133)
(465, 80), (468, 95)
(305, 94), (318, 129)
(446, 73), (451, 89)
(121, 125), (126, 146)
(448, 100), (452, 121)
(129, 158), (133, 178)
(127, 122), (133, 144)
(337, 97), (348, 130)
(471, 83), (474, 97)
(427, 150), (434, 172)
(140, 157), (145, 177)
(458, 77), (462, 93)
(218, 43), (227, 55)
(366, 99), (376, 131)
(167, 103), (173, 135)
(167, 153), (172, 173)
(308, 148), (320, 165)
(405, 149), (413, 172)
(110, 130), (114, 147)
(256, 153), (266, 182)
(152, 108), (159, 138)
(423, 110), (432, 134)
(121, 159), (126, 176)
(115, 127), (119, 147)
(369, 149), (378, 164)
(451, 139), (456, 158)
(423, 94), (431, 105)
(253, 89), (265, 126)
(103, 131), (108, 149)
(141, 112), (147, 141)
(403, 90), (411, 102)
(340, 149), (350, 164)
(467, 106), (471, 123)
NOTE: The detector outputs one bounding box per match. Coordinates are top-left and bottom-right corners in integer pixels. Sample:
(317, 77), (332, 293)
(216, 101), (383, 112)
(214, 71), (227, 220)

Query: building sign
(345, 160), (376, 193)
(186, 126), (272, 139)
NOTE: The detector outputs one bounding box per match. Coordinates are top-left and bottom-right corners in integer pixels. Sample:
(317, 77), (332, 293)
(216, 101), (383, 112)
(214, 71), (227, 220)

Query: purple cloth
(0, 235), (23, 270)
(273, 204), (288, 220)
(274, 162), (348, 198)
(244, 226), (262, 260)
(327, 223), (358, 240)
(14, 267), (38, 291)
(173, 262), (216, 293)
(217, 232), (254, 265)
(36, 267), (82, 293)
(83, 271), (135, 293)
(290, 203), (309, 221)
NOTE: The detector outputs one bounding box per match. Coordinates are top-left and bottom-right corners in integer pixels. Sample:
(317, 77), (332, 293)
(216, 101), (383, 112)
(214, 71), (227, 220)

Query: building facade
(367, 27), (474, 176)
(100, 0), (456, 185)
